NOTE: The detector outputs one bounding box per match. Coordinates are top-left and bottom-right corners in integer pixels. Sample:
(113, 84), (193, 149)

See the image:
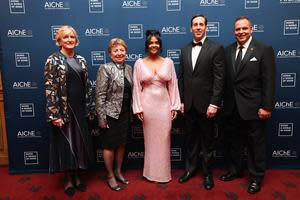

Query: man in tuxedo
(219, 16), (276, 194)
(178, 14), (225, 190)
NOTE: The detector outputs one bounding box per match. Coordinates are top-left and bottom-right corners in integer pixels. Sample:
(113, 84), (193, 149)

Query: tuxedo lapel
(186, 43), (194, 73)
(230, 44), (237, 74)
(193, 39), (209, 72)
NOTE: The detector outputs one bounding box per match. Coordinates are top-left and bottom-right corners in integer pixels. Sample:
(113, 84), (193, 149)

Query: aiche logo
(277, 49), (300, 58)
(7, 29), (33, 37)
(126, 53), (143, 62)
(200, 0), (226, 6)
(275, 101), (300, 109)
(128, 151), (144, 159)
(122, 0), (148, 8)
(17, 130), (42, 138)
(85, 28), (110, 37)
(272, 149), (297, 158)
(161, 26), (186, 35)
(13, 81), (38, 89)
(44, 1), (70, 10)
(252, 24), (264, 33)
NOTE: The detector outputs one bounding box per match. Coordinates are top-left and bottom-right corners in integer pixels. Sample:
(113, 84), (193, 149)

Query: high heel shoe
(107, 176), (121, 191)
(115, 175), (129, 185)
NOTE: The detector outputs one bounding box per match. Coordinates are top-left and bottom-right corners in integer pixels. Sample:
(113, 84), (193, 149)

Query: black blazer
(223, 38), (276, 120)
(178, 38), (225, 114)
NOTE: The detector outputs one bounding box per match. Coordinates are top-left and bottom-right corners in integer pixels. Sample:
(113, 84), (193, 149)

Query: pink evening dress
(132, 57), (181, 182)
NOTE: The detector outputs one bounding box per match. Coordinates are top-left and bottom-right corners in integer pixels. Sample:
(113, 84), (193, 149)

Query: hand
(171, 110), (177, 121)
(180, 103), (184, 114)
(258, 108), (271, 120)
(52, 119), (64, 127)
(100, 123), (109, 129)
(136, 112), (144, 122)
(206, 105), (218, 119)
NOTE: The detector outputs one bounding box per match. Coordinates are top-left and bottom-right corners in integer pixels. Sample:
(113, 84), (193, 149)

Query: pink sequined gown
(132, 58), (181, 182)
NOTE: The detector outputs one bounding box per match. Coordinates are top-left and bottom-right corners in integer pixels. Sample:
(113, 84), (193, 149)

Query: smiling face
(56, 26), (79, 51)
(109, 44), (127, 65)
(190, 16), (207, 42)
(60, 30), (77, 51)
(234, 18), (253, 46)
(147, 36), (161, 56)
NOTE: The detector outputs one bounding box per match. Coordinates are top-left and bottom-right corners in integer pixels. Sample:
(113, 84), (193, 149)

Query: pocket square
(250, 57), (258, 61)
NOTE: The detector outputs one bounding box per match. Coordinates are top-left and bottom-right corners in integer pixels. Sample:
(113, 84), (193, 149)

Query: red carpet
(0, 167), (299, 200)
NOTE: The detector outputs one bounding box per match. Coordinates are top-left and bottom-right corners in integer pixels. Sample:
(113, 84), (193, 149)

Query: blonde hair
(55, 25), (79, 48)
(108, 38), (128, 53)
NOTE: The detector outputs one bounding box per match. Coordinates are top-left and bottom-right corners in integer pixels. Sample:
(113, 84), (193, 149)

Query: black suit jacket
(223, 39), (276, 120)
(178, 38), (225, 114)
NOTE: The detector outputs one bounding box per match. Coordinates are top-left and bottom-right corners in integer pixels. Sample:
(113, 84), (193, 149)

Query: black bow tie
(192, 41), (202, 47)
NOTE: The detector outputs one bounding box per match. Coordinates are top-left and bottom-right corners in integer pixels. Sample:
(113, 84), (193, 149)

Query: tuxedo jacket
(178, 38), (225, 114)
(223, 39), (276, 120)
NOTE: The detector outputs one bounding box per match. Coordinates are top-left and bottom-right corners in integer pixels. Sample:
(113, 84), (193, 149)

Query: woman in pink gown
(132, 30), (181, 183)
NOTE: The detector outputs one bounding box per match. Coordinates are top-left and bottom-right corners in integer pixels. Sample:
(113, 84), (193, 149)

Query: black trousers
(184, 105), (215, 176)
(223, 104), (266, 182)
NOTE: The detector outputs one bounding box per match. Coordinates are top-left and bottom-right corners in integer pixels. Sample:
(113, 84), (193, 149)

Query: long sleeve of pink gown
(167, 59), (181, 111)
(132, 59), (143, 114)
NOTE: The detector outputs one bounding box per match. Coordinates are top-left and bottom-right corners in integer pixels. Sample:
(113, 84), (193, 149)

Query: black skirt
(101, 78), (131, 149)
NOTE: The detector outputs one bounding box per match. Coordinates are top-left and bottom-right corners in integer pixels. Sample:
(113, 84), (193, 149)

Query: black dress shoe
(203, 175), (214, 190)
(178, 171), (194, 183)
(219, 172), (242, 182)
(247, 180), (261, 194)
(64, 186), (76, 196)
(75, 182), (87, 192)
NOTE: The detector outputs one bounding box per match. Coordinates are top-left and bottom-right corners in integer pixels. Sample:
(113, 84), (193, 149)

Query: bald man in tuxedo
(219, 16), (276, 194)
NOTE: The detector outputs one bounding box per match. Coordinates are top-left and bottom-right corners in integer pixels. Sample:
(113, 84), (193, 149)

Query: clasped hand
(258, 108), (271, 119)
(52, 118), (64, 127)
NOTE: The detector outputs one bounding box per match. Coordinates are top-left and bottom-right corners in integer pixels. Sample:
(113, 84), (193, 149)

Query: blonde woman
(45, 26), (94, 196)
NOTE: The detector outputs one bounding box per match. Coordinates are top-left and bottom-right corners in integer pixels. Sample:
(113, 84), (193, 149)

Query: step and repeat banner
(0, 0), (299, 173)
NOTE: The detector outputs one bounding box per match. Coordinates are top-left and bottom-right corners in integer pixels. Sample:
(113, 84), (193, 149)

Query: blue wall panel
(0, 0), (299, 173)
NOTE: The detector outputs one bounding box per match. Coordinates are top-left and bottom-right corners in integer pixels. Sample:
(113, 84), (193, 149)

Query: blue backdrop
(0, 0), (299, 174)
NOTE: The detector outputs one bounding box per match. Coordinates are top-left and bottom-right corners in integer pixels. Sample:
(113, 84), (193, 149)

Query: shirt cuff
(209, 104), (219, 109)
